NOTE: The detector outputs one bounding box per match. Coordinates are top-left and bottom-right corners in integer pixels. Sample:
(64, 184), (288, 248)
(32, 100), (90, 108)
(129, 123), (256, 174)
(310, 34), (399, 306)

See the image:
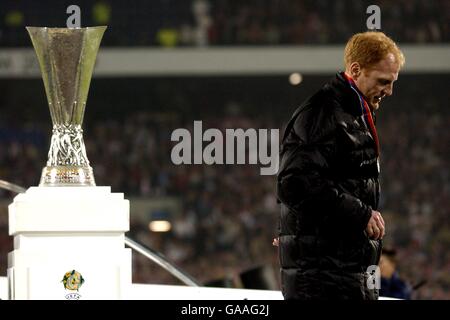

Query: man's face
(379, 255), (396, 278)
(354, 53), (400, 110)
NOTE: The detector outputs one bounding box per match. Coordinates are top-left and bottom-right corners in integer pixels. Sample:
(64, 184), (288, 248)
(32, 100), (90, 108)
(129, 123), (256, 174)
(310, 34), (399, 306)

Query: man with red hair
(276, 31), (405, 300)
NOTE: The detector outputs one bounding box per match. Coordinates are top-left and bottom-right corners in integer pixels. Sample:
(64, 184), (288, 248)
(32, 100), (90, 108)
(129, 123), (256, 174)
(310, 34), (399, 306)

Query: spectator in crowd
(380, 247), (413, 299)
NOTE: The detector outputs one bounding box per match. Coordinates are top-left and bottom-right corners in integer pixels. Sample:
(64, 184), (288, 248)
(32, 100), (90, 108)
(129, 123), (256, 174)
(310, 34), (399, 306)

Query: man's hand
(366, 210), (385, 240)
(272, 237), (279, 247)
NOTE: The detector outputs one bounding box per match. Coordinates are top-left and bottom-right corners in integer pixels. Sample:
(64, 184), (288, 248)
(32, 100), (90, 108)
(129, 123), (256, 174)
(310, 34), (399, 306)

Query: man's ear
(350, 62), (361, 80)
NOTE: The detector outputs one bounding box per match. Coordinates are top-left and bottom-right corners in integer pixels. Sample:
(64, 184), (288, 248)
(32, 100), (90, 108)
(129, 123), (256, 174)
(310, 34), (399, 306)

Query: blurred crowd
(0, 0), (449, 47)
(377, 111), (450, 299)
(0, 74), (449, 299)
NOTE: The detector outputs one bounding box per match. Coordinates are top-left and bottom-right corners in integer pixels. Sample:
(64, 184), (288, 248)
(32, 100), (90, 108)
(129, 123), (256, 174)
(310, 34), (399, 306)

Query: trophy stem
(39, 124), (95, 186)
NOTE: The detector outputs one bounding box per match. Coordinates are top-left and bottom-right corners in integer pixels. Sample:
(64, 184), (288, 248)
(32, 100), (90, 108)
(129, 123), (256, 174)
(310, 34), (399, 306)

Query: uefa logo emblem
(61, 270), (85, 300)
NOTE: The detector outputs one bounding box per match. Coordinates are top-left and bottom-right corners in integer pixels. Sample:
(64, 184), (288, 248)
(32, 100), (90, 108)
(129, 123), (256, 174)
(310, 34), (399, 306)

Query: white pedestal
(7, 186), (132, 300)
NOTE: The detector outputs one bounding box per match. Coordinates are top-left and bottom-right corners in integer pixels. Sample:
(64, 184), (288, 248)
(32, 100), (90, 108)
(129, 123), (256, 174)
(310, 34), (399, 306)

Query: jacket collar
(327, 72), (365, 117)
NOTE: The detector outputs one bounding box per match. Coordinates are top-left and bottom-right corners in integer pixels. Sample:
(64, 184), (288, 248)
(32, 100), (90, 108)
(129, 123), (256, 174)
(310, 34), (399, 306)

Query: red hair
(344, 31), (405, 69)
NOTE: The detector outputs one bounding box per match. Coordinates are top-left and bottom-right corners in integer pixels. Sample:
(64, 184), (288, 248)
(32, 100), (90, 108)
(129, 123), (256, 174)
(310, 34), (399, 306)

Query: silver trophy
(26, 26), (106, 186)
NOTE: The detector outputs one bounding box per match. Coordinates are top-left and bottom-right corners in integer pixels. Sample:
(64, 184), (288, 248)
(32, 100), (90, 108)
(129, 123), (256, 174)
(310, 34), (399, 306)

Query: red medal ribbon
(343, 73), (380, 156)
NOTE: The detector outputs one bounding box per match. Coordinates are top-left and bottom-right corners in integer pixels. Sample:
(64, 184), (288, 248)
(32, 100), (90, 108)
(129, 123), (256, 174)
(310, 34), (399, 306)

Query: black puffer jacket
(277, 72), (382, 300)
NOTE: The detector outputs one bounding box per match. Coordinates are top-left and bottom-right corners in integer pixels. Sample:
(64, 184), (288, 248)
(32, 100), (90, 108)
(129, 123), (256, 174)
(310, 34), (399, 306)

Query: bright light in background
(289, 73), (303, 86)
(148, 220), (171, 232)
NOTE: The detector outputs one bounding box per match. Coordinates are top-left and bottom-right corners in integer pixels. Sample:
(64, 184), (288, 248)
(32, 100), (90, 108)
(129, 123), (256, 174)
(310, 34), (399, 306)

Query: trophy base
(39, 166), (96, 187)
